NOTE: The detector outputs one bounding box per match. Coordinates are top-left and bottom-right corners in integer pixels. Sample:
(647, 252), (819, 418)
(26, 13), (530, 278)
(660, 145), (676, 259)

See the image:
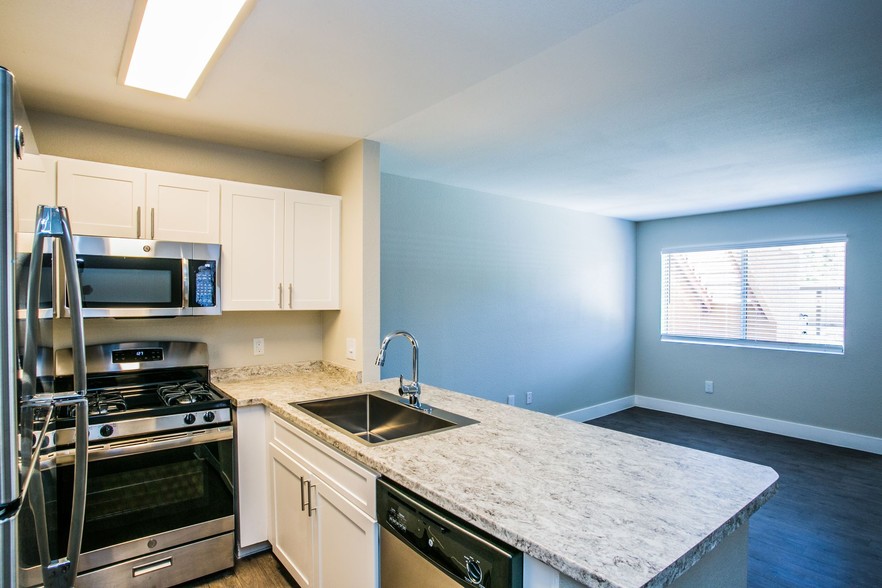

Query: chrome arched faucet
(375, 331), (423, 409)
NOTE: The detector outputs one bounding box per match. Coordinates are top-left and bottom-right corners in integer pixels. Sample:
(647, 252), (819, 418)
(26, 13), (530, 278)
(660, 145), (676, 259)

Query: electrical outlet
(507, 394), (515, 405)
(253, 337), (265, 356)
(346, 337), (356, 360)
(526, 391), (533, 405)
(705, 380), (714, 394)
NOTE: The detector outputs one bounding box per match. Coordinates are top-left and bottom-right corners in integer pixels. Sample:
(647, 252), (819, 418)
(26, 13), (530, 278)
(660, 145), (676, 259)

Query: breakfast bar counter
(213, 363), (778, 588)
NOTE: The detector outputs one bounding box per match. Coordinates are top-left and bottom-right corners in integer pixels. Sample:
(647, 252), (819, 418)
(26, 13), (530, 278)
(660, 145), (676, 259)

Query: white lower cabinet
(268, 414), (378, 588)
(270, 445), (318, 586)
(235, 405), (269, 555)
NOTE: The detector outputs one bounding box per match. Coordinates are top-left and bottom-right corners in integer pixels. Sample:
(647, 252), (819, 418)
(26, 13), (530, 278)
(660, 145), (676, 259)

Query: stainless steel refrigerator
(1, 66), (89, 588)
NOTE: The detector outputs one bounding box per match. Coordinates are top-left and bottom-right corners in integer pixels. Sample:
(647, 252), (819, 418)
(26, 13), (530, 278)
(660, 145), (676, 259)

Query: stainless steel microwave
(16, 234), (221, 318)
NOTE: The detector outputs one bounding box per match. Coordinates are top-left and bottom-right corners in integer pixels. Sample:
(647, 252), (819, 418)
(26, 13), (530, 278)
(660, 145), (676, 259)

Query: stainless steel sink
(291, 390), (477, 445)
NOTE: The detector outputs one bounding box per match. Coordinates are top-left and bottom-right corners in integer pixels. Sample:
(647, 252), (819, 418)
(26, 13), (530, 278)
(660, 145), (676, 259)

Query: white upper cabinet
(147, 172), (221, 243)
(55, 158), (221, 243)
(284, 190), (341, 310)
(222, 183), (341, 311)
(14, 153), (56, 233)
(57, 158), (146, 238)
(221, 182), (286, 311)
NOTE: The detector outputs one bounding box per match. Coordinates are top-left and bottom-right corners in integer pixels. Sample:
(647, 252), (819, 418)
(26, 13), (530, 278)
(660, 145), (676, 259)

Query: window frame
(660, 237), (847, 355)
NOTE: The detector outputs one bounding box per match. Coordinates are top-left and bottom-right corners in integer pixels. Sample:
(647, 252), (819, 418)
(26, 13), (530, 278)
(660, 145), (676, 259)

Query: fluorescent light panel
(123, 0), (249, 99)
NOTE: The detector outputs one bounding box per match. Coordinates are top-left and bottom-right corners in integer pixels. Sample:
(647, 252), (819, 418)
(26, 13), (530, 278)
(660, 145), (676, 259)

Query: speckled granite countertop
(212, 363), (778, 588)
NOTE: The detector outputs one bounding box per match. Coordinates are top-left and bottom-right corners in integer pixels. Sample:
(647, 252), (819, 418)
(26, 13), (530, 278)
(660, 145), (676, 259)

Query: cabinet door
(269, 445), (318, 587)
(14, 153), (55, 233)
(315, 478), (378, 588)
(220, 182), (285, 310)
(147, 172), (220, 243)
(283, 190), (341, 310)
(56, 158), (146, 238)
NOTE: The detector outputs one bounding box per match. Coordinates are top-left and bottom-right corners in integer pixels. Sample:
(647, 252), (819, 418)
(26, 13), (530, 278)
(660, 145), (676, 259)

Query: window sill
(660, 335), (844, 355)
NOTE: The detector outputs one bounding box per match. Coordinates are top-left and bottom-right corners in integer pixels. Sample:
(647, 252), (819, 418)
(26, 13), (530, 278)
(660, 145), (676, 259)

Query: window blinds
(661, 239), (846, 353)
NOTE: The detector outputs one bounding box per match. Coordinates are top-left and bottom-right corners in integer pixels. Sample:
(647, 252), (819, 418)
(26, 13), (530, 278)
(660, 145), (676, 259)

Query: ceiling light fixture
(119, 0), (254, 99)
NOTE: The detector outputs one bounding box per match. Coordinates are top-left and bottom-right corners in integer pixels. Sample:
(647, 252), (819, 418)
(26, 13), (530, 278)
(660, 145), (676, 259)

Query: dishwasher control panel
(377, 478), (523, 587)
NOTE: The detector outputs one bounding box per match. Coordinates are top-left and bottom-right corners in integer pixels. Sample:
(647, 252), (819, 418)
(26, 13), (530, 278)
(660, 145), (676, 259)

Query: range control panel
(112, 348), (163, 363)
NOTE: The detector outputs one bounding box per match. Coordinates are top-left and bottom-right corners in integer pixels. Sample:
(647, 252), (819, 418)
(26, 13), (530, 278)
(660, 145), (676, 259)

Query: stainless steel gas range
(19, 341), (235, 587)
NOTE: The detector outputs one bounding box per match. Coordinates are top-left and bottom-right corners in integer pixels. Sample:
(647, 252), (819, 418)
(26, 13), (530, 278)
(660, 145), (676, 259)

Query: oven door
(18, 427), (235, 587)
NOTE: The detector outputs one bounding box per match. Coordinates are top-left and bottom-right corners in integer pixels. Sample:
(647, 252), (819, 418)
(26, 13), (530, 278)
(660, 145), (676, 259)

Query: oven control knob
(464, 556), (483, 585)
(184, 413), (196, 425)
(203, 411), (216, 423)
(99, 425), (114, 438)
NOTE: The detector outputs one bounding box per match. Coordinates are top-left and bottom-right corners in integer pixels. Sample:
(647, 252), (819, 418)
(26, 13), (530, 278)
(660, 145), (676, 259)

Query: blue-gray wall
(380, 174), (636, 415)
(635, 192), (882, 437)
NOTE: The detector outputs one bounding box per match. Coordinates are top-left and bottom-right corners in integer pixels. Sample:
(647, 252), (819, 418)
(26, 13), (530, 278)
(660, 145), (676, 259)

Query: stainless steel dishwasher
(377, 478), (523, 587)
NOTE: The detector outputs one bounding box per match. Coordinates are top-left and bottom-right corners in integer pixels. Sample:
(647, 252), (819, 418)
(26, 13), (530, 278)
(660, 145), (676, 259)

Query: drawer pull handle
(300, 475), (307, 511)
(136, 206), (142, 239)
(133, 557), (173, 577)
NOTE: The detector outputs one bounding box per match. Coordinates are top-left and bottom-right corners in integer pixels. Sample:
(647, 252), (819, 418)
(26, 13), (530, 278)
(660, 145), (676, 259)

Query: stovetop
(55, 379), (229, 422)
(32, 342), (232, 450)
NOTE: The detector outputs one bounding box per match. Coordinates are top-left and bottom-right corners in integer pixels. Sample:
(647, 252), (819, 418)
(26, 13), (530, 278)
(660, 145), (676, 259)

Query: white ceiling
(1, 0), (880, 220)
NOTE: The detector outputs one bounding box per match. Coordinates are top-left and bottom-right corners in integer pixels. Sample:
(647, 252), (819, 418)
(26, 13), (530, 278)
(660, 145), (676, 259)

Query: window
(661, 239), (846, 353)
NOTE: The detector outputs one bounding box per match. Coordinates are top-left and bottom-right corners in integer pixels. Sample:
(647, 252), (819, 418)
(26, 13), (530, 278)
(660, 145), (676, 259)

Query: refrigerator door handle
(20, 206), (89, 588)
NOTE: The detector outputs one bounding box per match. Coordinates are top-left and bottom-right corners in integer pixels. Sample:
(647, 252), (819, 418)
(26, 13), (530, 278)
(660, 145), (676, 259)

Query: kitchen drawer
(270, 413), (377, 516)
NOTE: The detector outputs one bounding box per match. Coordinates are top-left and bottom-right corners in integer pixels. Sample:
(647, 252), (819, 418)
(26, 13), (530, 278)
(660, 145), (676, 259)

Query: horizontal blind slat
(661, 240), (845, 352)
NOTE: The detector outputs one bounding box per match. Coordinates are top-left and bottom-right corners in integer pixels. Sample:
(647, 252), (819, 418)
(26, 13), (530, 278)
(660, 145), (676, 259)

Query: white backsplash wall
(380, 173), (636, 416)
(50, 311), (324, 369)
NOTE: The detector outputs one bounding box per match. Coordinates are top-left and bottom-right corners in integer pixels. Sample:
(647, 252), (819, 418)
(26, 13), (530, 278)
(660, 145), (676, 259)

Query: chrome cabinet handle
(136, 206), (141, 238)
(299, 476), (307, 512)
(307, 482), (317, 517)
(278, 283), (283, 308)
(288, 283), (293, 308)
(150, 207), (155, 239)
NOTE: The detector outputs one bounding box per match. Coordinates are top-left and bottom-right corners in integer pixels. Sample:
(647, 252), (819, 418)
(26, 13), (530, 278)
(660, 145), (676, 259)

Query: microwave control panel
(190, 260), (217, 307)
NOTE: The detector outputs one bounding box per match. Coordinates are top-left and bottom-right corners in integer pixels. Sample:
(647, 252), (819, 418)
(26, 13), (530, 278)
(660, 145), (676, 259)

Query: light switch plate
(346, 337), (356, 360)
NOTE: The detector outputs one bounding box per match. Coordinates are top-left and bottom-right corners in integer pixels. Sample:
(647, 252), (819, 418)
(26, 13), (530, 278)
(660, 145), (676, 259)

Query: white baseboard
(558, 395), (882, 455)
(557, 395), (635, 423)
(634, 395), (882, 455)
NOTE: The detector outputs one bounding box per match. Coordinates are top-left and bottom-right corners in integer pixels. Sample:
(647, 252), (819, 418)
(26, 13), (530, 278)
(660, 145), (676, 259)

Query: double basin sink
(291, 389), (477, 445)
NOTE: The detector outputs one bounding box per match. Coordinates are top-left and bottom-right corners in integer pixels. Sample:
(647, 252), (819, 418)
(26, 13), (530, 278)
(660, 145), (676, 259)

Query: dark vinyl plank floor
(183, 550), (297, 588)
(589, 408), (882, 588)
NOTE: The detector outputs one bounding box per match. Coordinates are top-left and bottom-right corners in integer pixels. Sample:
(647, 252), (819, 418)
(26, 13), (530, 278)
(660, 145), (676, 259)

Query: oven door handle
(52, 426), (234, 465)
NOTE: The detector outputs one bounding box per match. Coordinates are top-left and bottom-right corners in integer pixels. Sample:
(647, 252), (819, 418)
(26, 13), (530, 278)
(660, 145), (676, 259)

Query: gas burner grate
(92, 392), (127, 416)
(158, 381), (218, 406)
(67, 392), (127, 418)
